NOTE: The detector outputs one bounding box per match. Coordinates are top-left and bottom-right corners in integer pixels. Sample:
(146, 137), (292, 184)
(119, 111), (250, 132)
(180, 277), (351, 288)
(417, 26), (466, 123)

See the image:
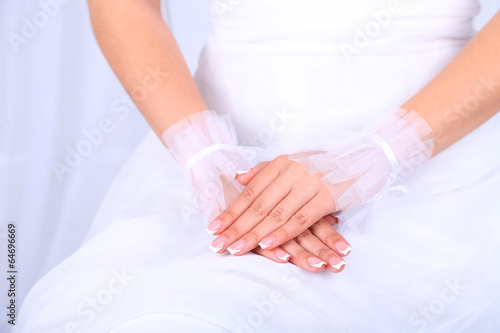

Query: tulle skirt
(15, 0), (500, 332)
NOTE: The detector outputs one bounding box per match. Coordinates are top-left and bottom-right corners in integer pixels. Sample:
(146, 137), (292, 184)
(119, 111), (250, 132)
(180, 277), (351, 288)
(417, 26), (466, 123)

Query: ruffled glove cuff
(292, 109), (434, 230)
(162, 110), (257, 226)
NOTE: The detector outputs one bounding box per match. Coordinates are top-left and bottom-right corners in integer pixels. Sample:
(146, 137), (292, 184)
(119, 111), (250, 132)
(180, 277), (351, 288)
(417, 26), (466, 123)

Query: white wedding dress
(16, 1), (500, 332)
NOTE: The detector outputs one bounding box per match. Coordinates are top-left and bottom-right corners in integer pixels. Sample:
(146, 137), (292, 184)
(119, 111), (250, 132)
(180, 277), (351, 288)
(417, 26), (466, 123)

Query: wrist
(161, 110), (238, 167)
(363, 108), (434, 183)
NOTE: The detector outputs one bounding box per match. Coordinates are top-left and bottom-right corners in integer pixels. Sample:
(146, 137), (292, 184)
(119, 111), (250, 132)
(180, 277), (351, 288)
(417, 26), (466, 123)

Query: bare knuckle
(274, 155), (289, 164)
(295, 230), (311, 243)
(323, 215), (338, 226)
(318, 248), (333, 259)
(275, 228), (290, 242)
(282, 166), (295, 177)
(245, 231), (259, 244)
(221, 208), (237, 221)
(294, 249), (309, 259)
(293, 212), (309, 226)
(255, 162), (268, 169)
(226, 224), (241, 238)
(290, 161), (305, 173)
(241, 187), (256, 201)
(267, 163), (281, 175)
(249, 199), (267, 216)
(269, 207), (286, 223)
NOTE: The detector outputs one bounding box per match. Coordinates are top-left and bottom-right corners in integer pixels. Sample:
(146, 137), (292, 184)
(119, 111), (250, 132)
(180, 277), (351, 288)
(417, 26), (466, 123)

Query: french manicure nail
(227, 239), (246, 255)
(209, 245), (223, 253)
(308, 257), (327, 268)
(335, 241), (351, 255)
(210, 237), (227, 253)
(233, 170), (250, 179)
(259, 236), (275, 249)
(275, 249), (291, 262)
(205, 220), (222, 235)
(328, 256), (346, 270)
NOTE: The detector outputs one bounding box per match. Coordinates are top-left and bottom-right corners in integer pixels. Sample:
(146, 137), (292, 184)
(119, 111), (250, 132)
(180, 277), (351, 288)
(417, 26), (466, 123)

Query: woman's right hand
(208, 166), (351, 274)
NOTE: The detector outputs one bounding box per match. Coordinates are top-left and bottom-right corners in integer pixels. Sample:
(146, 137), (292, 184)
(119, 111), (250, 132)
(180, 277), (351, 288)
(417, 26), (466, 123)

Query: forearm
(88, 0), (207, 140)
(402, 11), (500, 156)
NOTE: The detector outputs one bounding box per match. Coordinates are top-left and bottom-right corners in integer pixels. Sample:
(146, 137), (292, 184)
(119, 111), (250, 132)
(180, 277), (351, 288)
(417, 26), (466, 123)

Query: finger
(209, 159), (284, 236)
(226, 184), (319, 256)
(281, 239), (327, 273)
(258, 192), (332, 251)
(234, 162), (269, 186)
(252, 246), (291, 263)
(323, 214), (339, 226)
(213, 175), (299, 255)
(294, 229), (346, 273)
(309, 217), (352, 256)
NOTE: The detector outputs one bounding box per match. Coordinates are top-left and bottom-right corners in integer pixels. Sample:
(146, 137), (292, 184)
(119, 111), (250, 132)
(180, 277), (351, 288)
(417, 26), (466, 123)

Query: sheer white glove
(292, 109), (434, 230)
(161, 110), (258, 227)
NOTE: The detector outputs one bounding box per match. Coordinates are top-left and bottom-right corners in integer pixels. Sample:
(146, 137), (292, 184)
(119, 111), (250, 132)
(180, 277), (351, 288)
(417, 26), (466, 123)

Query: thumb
(234, 161), (269, 186)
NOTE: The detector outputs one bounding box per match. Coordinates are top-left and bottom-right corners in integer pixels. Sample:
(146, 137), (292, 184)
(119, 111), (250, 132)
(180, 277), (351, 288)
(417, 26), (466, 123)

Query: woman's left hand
(252, 215), (350, 273)
(207, 155), (342, 255)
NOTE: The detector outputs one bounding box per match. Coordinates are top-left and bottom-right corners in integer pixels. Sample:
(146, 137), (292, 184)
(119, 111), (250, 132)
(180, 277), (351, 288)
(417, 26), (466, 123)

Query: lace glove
(162, 110), (258, 227)
(291, 109), (434, 230)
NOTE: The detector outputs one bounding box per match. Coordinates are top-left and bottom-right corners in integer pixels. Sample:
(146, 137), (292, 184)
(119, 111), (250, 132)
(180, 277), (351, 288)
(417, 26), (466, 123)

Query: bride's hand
(206, 165), (350, 273)
(253, 215), (350, 273)
(207, 157), (348, 257)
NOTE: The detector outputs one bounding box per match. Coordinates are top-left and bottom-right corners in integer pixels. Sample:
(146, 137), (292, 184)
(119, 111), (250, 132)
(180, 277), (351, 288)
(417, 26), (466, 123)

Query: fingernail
(328, 256), (346, 270)
(335, 241), (351, 255)
(210, 237), (228, 253)
(233, 170), (250, 179)
(205, 220), (222, 235)
(275, 249), (291, 262)
(308, 257), (327, 268)
(227, 239), (246, 255)
(259, 236), (275, 249)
